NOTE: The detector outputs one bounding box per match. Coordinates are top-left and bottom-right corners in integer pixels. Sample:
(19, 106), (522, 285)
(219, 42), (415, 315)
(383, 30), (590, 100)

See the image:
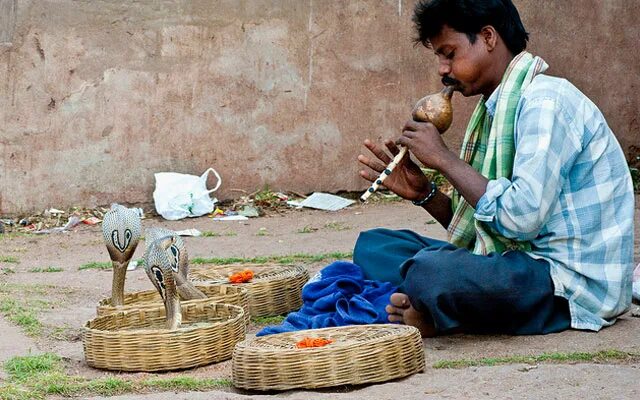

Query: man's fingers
(364, 139), (393, 164)
(404, 119), (431, 131)
(358, 154), (387, 173)
(384, 139), (401, 155)
(402, 120), (418, 132)
(396, 136), (410, 148)
(402, 129), (418, 138)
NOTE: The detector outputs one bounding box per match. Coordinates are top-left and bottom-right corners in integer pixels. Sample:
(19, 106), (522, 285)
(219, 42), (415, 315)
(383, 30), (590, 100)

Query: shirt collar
(484, 85), (501, 117)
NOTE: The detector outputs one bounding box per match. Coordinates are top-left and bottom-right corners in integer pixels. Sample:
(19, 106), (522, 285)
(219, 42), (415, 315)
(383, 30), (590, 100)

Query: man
(356, 0), (634, 337)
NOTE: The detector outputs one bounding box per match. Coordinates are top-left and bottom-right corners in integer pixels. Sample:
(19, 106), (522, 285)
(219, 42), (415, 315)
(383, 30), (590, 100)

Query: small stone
(631, 307), (640, 318)
(518, 365), (538, 372)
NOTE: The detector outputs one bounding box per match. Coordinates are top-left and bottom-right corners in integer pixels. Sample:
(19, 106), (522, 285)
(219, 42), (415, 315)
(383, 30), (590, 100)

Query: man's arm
(435, 152), (489, 208)
(473, 97), (580, 240)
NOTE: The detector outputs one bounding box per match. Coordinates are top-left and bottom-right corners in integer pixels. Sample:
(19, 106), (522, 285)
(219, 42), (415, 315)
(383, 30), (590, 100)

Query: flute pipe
(359, 146), (408, 202)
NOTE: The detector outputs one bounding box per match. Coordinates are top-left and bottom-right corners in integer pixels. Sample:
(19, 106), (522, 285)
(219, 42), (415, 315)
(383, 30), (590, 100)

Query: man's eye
(446, 51), (455, 59)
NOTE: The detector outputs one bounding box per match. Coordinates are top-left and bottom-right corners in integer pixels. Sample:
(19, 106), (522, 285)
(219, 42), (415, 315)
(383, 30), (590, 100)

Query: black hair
(413, 0), (529, 55)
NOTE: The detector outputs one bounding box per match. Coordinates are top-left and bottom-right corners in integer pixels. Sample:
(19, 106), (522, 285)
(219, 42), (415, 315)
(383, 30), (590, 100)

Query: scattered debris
(213, 215), (249, 221)
(211, 208), (225, 217)
(175, 229), (202, 237)
(289, 192), (355, 211)
(237, 205), (260, 218)
(82, 217), (102, 225)
(253, 189), (290, 209)
(44, 208), (65, 216)
(32, 216), (81, 234)
(218, 188), (306, 216)
(127, 260), (141, 271)
(0, 206), (128, 234)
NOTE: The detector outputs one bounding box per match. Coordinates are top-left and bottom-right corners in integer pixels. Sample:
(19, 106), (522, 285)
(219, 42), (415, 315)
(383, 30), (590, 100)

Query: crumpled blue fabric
(257, 261), (397, 336)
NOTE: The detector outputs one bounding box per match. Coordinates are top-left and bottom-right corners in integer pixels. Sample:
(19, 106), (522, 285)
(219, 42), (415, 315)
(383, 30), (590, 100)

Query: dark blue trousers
(353, 228), (571, 335)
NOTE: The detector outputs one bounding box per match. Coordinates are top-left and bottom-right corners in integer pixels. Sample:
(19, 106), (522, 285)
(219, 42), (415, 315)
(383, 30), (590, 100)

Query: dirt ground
(0, 198), (638, 399)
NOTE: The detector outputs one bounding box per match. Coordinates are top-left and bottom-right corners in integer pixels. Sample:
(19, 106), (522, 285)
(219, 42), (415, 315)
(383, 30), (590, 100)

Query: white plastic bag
(153, 168), (222, 220)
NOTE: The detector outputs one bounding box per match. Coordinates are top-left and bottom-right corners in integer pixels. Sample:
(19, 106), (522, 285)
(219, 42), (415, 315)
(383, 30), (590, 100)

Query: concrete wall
(1, 0), (638, 214)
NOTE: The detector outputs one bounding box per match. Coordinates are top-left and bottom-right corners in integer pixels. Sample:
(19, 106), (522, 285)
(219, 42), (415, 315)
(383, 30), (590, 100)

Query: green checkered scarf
(447, 52), (548, 255)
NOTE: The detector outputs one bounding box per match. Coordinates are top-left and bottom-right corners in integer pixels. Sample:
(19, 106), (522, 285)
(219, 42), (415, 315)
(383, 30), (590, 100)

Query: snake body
(143, 236), (181, 329)
(102, 204), (142, 306)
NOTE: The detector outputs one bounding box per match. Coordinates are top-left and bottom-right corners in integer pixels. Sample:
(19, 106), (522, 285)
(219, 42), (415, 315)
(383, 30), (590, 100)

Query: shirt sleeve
(474, 96), (582, 241)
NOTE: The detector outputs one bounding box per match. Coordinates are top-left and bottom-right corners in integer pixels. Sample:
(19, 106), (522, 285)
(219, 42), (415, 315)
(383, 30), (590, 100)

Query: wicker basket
(232, 324), (425, 390)
(96, 284), (250, 324)
(189, 263), (309, 317)
(83, 300), (245, 372)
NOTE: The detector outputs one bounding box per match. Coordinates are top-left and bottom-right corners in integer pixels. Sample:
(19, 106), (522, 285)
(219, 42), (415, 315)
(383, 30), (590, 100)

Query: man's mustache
(442, 76), (460, 87)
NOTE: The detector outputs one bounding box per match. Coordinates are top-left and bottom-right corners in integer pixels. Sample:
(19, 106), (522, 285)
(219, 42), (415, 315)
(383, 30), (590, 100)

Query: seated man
(356, 0), (634, 337)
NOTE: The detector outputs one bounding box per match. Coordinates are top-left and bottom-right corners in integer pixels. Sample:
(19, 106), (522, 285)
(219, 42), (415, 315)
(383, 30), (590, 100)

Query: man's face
(430, 25), (493, 97)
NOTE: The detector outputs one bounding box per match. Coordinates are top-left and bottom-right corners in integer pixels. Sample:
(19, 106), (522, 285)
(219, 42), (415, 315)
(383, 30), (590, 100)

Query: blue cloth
(257, 261), (397, 336)
(476, 75), (634, 331)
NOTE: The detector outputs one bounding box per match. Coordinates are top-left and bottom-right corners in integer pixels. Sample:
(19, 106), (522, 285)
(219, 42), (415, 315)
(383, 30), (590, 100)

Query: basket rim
(84, 300), (245, 337)
(97, 284), (248, 307)
(190, 263), (308, 285)
(235, 324), (421, 353)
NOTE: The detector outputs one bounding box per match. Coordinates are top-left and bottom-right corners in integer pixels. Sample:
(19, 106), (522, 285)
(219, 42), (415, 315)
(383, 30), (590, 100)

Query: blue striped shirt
(474, 74), (635, 331)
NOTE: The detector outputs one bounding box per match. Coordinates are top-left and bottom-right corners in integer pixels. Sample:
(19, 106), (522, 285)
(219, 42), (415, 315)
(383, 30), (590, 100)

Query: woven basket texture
(232, 324), (425, 390)
(189, 263), (309, 317)
(83, 300), (245, 372)
(96, 284), (250, 324)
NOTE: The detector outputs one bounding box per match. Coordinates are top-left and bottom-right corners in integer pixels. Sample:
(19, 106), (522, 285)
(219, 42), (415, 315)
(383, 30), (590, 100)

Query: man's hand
(396, 119), (490, 208)
(358, 139), (431, 201)
(396, 120), (455, 170)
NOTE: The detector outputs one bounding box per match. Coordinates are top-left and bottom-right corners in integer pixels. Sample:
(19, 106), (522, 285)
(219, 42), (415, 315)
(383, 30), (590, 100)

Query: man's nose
(438, 62), (451, 77)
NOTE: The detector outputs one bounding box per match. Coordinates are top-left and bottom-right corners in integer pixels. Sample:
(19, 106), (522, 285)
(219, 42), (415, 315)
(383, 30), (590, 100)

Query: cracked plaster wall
(0, 0), (638, 214)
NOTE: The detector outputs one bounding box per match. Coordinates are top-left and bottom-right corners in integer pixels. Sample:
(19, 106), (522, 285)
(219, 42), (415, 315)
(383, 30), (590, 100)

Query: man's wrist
(412, 181), (438, 206)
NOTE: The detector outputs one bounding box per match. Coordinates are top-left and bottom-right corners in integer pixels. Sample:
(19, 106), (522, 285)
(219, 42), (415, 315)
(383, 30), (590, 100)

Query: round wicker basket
(189, 263), (309, 317)
(96, 284), (250, 324)
(83, 300), (245, 372)
(232, 324), (425, 390)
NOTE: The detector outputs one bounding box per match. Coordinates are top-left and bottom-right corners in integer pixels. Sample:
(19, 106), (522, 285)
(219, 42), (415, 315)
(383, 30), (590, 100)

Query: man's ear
(479, 26), (499, 52)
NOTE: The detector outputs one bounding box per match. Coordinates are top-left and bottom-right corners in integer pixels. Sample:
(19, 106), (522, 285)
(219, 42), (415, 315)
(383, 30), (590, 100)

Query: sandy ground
(0, 199), (638, 399)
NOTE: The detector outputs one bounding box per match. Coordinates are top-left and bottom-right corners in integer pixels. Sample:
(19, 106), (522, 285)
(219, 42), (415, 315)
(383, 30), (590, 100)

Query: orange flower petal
(229, 269), (254, 283)
(295, 337), (333, 348)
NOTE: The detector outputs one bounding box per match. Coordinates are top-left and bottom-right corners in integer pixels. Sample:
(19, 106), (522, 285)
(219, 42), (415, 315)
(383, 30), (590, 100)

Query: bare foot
(385, 293), (436, 337)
